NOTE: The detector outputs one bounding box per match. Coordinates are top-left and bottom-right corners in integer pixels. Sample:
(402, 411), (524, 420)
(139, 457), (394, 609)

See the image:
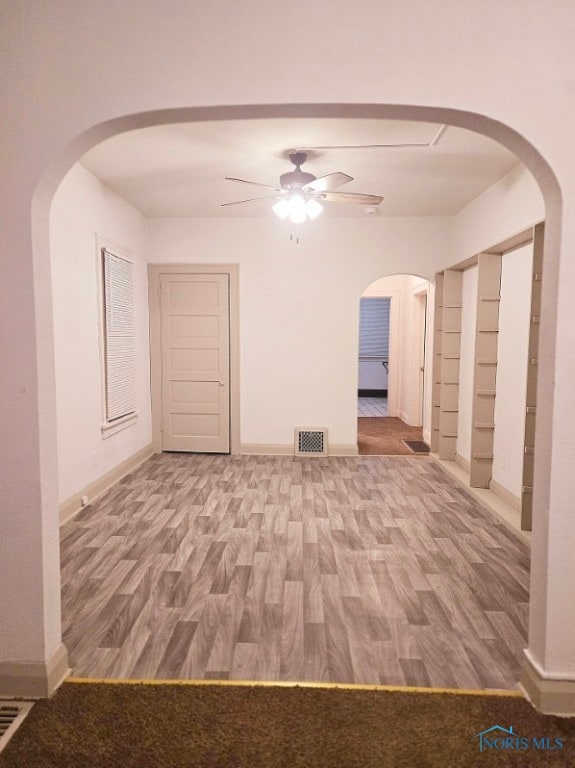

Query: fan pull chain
(289, 233), (300, 245)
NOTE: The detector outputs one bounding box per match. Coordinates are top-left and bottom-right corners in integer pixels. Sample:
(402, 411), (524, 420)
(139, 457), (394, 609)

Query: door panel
(160, 273), (230, 453)
(169, 314), (219, 338)
(170, 347), (220, 373)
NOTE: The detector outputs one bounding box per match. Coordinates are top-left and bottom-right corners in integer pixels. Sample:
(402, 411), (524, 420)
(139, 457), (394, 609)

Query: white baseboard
(423, 428), (431, 446)
(521, 650), (575, 716)
(455, 452), (471, 472)
(489, 478), (521, 511)
(0, 643), (69, 698)
(240, 443), (292, 456)
(431, 454), (529, 544)
(453, 456), (522, 513)
(330, 444), (359, 456)
(240, 443), (358, 457)
(59, 442), (154, 525)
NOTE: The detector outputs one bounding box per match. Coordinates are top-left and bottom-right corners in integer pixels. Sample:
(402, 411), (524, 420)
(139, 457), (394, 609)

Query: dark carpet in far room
(358, 416), (426, 455)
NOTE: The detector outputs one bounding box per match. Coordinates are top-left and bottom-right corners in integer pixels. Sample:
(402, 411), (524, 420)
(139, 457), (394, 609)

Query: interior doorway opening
(357, 274), (431, 455)
(33, 103), (560, 708)
(358, 295), (390, 415)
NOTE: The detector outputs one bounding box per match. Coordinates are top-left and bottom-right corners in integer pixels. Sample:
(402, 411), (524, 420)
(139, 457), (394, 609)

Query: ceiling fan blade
(225, 177), (282, 192)
(221, 195), (281, 207)
(302, 172), (353, 192)
(320, 191), (384, 205)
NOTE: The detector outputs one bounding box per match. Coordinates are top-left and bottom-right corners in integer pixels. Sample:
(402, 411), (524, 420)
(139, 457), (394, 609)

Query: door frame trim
(412, 283), (429, 429)
(359, 286), (401, 417)
(148, 263), (240, 455)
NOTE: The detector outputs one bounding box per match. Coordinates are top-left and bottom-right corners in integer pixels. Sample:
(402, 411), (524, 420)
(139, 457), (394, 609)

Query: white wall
(149, 219), (447, 449)
(451, 164), (544, 259)
(492, 243), (533, 497)
(457, 265), (478, 463)
(50, 165), (152, 503)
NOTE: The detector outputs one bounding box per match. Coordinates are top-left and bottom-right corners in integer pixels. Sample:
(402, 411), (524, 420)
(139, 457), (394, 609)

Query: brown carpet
(358, 417), (425, 455)
(1, 682), (574, 767)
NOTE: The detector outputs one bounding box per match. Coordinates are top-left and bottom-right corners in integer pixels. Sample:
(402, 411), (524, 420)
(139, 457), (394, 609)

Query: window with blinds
(359, 297), (391, 360)
(102, 248), (136, 422)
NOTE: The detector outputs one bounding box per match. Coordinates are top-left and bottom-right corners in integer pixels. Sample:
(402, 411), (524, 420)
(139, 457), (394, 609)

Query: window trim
(95, 235), (138, 439)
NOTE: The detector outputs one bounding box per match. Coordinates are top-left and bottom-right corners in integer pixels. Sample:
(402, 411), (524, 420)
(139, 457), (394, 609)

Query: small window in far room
(359, 297), (391, 361)
(101, 247), (136, 433)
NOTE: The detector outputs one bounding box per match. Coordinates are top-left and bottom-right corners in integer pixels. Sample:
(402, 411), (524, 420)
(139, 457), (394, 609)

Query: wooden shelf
(430, 271), (445, 455)
(470, 252), (502, 490)
(436, 269), (462, 460)
(521, 222), (544, 531)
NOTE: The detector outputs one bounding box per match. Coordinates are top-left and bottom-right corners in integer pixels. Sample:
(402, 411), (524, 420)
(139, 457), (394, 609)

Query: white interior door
(160, 273), (230, 453)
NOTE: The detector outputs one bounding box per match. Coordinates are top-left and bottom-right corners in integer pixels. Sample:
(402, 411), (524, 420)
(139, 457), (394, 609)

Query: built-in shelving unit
(438, 270), (462, 460)
(470, 253), (502, 488)
(521, 222), (544, 530)
(430, 273), (444, 453)
(430, 223), (544, 534)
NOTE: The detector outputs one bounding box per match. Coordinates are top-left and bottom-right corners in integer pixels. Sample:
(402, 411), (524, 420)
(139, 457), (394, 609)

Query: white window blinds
(102, 249), (136, 422)
(359, 297), (391, 360)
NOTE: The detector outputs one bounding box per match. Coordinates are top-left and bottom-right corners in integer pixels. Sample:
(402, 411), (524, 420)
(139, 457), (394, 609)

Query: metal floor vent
(294, 427), (328, 457)
(0, 701), (34, 754)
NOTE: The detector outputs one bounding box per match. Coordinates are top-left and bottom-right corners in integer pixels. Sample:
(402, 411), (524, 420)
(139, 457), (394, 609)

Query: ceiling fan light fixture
(305, 198), (323, 220)
(273, 194), (324, 223)
(227, 152), (383, 216)
(272, 198), (289, 220)
(287, 193), (307, 224)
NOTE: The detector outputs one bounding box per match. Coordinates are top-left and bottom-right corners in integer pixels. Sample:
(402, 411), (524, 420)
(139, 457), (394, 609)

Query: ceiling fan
(222, 151), (384, 223)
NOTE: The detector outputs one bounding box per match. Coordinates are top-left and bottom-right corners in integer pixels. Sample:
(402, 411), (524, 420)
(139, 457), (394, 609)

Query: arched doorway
(9, 103), (565, 710)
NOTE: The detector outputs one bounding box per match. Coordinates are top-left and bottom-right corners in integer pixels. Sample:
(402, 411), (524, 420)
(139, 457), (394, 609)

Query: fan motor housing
(279, 169), (316, 189)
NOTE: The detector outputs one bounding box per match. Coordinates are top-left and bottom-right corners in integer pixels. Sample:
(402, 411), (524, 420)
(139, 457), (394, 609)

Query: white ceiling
(80, 118), (520, 218)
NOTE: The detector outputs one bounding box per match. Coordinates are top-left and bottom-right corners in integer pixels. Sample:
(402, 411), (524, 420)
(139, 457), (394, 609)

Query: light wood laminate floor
(61, 454), (530, 689)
